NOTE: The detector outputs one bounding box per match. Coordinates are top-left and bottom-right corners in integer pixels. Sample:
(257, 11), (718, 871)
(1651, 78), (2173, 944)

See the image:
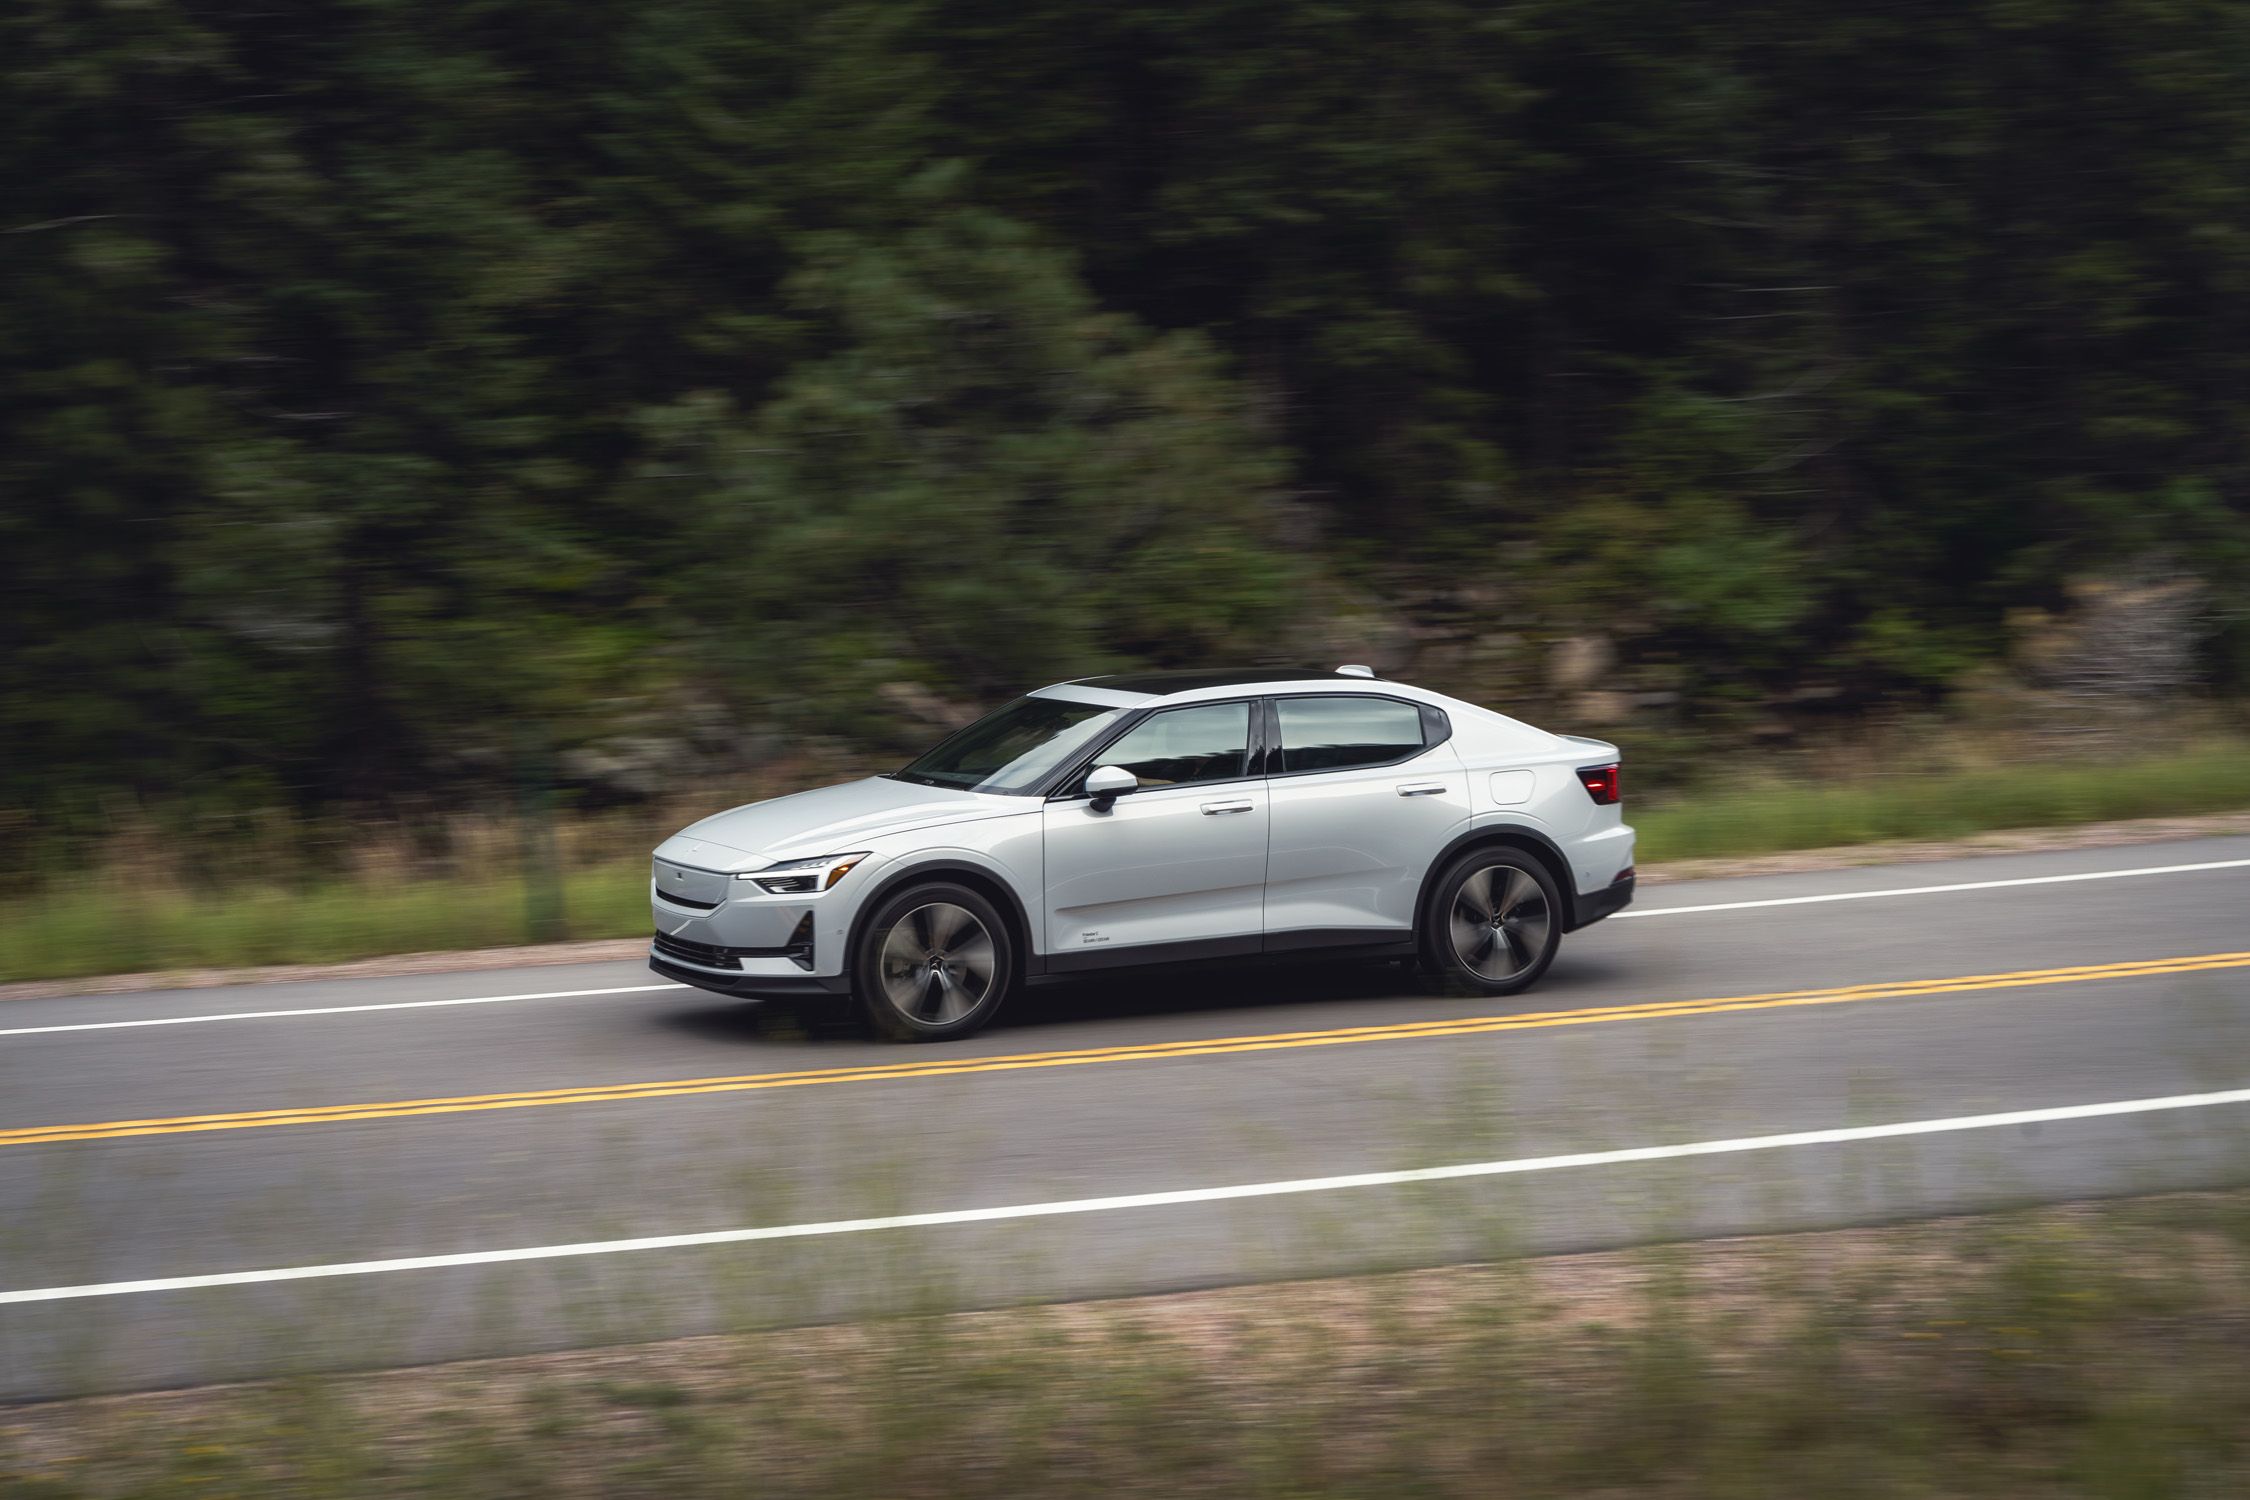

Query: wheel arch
(847, 857), (1042, 980)
(1412, 823), (1580, 959)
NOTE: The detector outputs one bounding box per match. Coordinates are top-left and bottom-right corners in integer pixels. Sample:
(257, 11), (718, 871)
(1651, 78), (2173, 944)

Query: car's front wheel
(1424, 848), (1563, 996)
(852, 881), (1015, 1041)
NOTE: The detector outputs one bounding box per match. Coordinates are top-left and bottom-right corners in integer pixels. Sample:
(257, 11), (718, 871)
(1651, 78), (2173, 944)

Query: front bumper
(650, 949), (852, 999)
(1569, 869), (1635, 930)
(650, 846), (889, 982)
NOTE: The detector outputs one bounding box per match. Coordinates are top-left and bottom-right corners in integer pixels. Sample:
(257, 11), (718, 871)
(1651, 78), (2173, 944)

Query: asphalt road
(3, 836), (2247, 1400)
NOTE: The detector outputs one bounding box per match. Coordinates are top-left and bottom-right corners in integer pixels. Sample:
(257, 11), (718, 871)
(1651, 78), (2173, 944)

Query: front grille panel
(653, 858), (732, 908)
(653, 931), (744, 970)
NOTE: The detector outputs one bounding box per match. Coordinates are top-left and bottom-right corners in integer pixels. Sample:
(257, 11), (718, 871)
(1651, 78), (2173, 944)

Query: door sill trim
(1039, 928), (1416, 975)
(1044, 934), (1265, 974)
(1262, 926), (1417, 958)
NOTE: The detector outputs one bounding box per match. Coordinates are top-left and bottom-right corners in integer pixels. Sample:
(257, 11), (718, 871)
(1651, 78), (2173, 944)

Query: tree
(627, 206), (1304, 738)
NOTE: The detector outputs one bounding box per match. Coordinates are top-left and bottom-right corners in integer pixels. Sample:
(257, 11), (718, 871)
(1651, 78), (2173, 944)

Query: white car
(650, 667), (1634, 1039)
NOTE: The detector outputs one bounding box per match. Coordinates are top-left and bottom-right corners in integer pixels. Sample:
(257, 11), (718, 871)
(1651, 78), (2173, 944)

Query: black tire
(1422, 846), (1563, 997)
(851, 881), (1015, 1041)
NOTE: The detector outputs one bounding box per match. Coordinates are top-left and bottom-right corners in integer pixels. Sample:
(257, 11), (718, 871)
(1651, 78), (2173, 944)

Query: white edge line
(0, 983), (687, 1038)
(6, 1086), (2245, 1307)
(1616, 857), (2250, 918)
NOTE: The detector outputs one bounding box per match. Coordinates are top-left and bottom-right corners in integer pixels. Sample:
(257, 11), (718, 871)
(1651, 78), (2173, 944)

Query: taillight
(1576, 763), (1621, 805)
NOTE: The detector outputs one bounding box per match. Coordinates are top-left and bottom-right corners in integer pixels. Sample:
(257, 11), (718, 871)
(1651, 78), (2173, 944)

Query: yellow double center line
(6, 951), (2247, 1149)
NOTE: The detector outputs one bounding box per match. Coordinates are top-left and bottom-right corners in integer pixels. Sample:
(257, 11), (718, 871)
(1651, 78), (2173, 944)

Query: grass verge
(4, 1193), (2247, 1498)
(1633, 736), (2250, 863)
(5, 738), (2249, 984)
(0, 863), (653, 984)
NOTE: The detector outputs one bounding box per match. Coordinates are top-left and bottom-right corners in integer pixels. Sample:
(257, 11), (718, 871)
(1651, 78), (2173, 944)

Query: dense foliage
(6, 0), (2248, 815)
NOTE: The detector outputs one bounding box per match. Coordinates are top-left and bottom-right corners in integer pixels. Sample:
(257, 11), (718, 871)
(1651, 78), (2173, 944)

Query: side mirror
(1084, 764), (1136, 812)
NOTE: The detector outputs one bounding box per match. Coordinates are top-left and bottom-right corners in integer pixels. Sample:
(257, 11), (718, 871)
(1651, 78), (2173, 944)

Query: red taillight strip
(1576, 763), (1621, 805)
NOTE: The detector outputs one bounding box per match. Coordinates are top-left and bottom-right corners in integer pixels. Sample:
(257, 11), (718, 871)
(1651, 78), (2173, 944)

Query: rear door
(1261, 694), (1470, 946)
(1041, 699), (1270, 967)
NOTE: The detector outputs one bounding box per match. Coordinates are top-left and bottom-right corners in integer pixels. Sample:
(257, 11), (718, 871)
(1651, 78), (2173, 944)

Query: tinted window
(1276, 696), (1426, 773)
(894, 696), (1124, 794)
(1094, 702), (1251, 788)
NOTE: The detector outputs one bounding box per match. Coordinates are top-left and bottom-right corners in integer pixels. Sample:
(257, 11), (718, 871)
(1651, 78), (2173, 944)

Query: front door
(1041, 699), (1268, 968)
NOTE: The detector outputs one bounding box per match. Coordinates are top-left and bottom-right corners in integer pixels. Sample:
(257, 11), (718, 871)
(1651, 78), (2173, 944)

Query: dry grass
(5, 1193), (2248, 1498)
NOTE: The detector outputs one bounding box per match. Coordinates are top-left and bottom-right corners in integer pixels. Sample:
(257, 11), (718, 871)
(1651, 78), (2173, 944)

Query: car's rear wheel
(1424, 848), (1562, 996)
(853, 882), (1014, 1041)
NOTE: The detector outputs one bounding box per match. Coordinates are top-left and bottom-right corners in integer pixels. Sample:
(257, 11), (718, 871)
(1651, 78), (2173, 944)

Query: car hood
(659, 777), (1021, 870)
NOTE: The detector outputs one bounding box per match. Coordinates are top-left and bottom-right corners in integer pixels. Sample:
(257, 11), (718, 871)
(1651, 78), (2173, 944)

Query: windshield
(891, 695), (1125, 794)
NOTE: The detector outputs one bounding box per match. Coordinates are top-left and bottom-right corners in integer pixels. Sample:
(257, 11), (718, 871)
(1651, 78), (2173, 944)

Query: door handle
(1395, 781), (1448, 797)
(1200, 798), (1255, 815)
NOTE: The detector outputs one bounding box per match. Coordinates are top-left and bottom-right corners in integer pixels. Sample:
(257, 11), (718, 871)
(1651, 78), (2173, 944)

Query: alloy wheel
(1447, 864), (1553, 983)
(876, 902), (997, 1025)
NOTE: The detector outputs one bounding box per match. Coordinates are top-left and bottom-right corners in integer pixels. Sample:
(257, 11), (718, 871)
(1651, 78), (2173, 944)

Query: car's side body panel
(1041, 780), (1269, 962)
(652, 812), (1045, 983)
(1445, 717), (1635, 897)
(1261, 738), (1470, 940)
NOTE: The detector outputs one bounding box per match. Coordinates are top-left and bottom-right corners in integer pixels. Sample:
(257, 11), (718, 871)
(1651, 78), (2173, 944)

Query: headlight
(736, 852), (868, 894)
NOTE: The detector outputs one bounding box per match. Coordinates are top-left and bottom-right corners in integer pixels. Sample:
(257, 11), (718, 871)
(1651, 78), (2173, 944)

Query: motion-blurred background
(5, 0), (2248, 976)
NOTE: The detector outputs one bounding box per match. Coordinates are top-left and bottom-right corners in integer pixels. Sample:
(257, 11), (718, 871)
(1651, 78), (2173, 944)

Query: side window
(1275, 696), (1427, 774)
(1093, 702), (1251, 789)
